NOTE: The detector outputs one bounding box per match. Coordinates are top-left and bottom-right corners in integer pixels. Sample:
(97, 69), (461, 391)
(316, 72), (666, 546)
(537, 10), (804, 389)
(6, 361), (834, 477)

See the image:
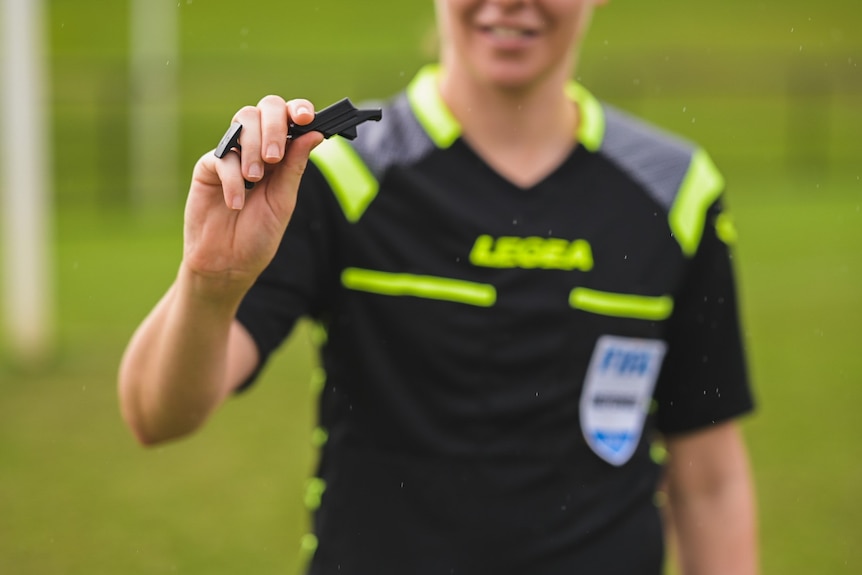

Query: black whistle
(289, 97), (382, 140)
(215, 97), (382, 159)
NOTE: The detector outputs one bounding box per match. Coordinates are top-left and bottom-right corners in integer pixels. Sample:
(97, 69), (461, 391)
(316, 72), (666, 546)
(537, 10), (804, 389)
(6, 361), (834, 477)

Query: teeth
(489, 26), (526, 38)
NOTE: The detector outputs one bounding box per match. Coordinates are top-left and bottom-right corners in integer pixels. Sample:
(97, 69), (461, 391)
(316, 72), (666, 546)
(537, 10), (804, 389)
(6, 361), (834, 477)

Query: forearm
(666, 423), (758, 575)
(118, 266), (254, 445)
(669, 467), (757, 574)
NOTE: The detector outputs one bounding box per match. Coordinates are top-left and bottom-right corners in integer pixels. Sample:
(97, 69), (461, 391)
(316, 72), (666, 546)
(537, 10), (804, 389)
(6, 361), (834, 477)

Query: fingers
(231, 96), (316, 183)
(231, 98), (280, 186)
(211, 150), (248, 210)
(211, 96), (319, 210)
(287, 98), (315, 127)
(257, 95), (290, 163)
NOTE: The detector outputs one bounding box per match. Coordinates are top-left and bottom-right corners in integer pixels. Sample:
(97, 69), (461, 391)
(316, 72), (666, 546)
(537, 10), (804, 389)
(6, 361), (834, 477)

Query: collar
(406, 64), (605, 152)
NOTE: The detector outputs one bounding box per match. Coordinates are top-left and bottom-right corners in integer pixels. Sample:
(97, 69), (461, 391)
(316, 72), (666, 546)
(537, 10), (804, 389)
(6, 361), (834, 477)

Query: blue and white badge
(580, 335), (668, 466)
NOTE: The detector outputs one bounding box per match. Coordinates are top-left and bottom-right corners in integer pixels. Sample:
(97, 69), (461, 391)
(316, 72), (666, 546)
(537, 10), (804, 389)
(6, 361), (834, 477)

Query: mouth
(480, 25), (538, 40)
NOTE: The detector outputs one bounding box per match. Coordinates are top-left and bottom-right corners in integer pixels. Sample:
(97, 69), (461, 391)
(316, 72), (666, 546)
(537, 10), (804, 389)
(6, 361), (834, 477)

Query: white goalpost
(1, 0), (179, 363)
(129, 0), (179, 209)
(1, 0), (54, 364)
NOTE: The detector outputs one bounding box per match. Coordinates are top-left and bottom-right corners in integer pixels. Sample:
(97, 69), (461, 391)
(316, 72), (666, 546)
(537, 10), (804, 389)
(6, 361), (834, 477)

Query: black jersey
(236, 65), (753, 575)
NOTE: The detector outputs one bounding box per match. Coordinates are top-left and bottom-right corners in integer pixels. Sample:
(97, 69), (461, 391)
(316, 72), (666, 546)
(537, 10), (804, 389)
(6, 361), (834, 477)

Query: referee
(119, 1), (758, 573)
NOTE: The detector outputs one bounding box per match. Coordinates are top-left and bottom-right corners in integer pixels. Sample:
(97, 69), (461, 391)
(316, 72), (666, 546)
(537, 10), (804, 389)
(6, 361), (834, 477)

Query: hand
(182, 96), (324, 299)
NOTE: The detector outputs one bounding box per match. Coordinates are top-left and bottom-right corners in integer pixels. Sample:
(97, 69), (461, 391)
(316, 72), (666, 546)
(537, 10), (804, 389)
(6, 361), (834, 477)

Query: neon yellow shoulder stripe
(342, 267), (496, 307)
(668, 148), (725, 257)
(310, 136), (379, 223)
(407, 64), (461, 149)
(570, 287), (674, 321)
(565, 82), (605, 152)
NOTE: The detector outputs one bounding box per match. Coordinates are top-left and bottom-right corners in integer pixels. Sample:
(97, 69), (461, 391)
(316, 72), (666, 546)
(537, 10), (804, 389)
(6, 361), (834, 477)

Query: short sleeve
(654, 199), (755, 434)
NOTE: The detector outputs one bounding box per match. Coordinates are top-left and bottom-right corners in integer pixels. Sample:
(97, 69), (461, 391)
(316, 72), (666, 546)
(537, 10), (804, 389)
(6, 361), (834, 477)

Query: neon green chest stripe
(669, 148), (725, 257)
(341, 267), (497, 307)
(570, 287), (674, 321)
(310, 136), (379, 223)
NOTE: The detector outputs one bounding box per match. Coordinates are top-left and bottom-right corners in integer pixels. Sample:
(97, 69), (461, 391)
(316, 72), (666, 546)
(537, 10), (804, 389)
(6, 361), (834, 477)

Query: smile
(481, 25), (538, 40)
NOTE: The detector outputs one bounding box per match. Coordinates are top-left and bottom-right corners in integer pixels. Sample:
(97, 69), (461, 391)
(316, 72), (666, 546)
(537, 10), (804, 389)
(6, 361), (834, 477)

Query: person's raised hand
(182, 96), (324, 301)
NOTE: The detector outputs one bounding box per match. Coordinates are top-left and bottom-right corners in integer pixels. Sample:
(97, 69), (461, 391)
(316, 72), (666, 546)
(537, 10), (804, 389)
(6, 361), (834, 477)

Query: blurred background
(0, 0), (860, 573)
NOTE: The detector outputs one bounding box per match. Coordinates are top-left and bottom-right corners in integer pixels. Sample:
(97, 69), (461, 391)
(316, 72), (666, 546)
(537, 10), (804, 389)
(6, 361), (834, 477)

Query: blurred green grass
(1, 0), (861, 573)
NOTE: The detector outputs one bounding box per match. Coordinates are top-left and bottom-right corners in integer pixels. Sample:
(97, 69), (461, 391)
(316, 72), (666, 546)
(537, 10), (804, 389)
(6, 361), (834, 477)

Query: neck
(439, 63), (576, 148)
(437, 61), (579, 188)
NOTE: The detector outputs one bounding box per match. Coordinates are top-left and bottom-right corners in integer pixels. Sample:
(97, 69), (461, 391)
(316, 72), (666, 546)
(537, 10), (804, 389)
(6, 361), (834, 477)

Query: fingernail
(248, 162), (263, 179)
(296, 105), (311, 117)
(231, 194), (244, 210)
(265, 144), (280, 161)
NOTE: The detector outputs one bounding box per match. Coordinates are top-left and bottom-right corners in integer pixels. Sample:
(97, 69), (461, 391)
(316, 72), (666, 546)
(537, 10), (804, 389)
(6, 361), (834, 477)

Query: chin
(478, 62), (550, 92)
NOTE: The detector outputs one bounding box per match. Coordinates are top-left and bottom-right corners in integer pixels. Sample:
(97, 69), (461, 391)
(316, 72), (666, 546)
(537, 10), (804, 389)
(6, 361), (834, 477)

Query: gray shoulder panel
(351, 93), (437, 180)
(600, 105), (696, 213)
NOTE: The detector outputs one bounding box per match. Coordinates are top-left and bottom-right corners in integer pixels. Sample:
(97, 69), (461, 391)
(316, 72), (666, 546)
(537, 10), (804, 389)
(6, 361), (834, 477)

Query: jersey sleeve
(234, 163), (338, 389)
(653, 199), (755, 434)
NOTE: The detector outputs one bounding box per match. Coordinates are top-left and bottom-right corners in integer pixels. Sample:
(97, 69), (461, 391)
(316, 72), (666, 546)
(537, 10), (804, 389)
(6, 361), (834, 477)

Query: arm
(664, 420), (758, 575)
(117, 275), (259, 445)
(118, 96), (324, 446)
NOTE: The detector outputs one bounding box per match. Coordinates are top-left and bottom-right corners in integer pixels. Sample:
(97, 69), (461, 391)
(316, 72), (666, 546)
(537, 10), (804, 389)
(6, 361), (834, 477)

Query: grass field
(1, 1), (861, 573)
